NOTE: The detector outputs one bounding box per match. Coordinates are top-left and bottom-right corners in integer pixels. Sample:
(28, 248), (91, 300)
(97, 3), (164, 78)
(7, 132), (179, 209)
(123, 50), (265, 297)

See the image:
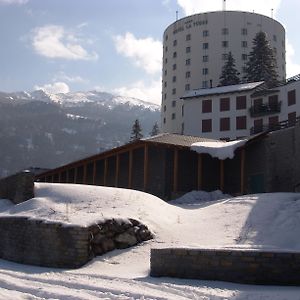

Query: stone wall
(0, 171), (34, 204)
(0, 216), (91, 268)
(150, 248), (300, 285)
(0, 216), (153, 269)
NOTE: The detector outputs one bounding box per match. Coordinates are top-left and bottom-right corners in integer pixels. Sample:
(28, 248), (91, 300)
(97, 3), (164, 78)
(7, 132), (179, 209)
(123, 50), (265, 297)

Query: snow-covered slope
(0, 184), (300, 299)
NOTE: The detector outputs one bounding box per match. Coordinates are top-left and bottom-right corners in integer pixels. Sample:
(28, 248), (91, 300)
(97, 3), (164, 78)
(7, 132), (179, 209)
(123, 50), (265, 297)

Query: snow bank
(171, 190), (231, 205)
(191, 139), (246, 159)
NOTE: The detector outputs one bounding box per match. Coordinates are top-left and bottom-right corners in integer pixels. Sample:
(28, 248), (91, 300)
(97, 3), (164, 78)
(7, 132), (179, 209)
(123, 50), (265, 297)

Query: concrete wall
(0, 216), (91, 268)
(0, 171), (34, 204)
(151, 248), (300, 285)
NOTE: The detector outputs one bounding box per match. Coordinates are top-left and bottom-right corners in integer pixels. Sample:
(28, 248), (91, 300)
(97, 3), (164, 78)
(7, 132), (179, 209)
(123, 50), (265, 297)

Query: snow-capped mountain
(0, 90), (160, 177)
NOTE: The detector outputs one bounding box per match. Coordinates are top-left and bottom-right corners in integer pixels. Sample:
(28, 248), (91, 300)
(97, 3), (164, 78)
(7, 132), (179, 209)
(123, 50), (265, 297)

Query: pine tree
(244, 31), (278, 86)
(219, 52), (240, 86)
(130, 119), (143, 142)
(150, 122), (160, 136)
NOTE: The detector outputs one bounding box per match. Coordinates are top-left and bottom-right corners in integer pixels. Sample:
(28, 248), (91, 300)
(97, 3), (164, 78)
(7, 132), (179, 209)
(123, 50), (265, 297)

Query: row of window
(202, 116), (247, 133)
(202, 96), (247, 113)
(166, 30), (279, 42)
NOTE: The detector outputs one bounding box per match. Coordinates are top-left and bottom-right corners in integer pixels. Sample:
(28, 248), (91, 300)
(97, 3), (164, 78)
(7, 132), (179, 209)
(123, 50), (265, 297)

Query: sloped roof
(142, 133), (217, 147)
(182, 81), (264, 99)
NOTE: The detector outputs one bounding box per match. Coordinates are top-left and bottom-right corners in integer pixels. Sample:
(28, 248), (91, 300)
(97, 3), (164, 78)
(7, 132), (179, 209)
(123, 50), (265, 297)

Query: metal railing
(249, 101), (281, 117)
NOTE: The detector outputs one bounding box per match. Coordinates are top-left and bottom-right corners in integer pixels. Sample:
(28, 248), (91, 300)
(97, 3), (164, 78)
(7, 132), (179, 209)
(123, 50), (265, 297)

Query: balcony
(249, 101), (281, 117)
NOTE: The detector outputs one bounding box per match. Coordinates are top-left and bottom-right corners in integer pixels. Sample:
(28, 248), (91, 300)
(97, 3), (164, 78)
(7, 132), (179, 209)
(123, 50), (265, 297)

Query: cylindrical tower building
(161, 11), (286, 134)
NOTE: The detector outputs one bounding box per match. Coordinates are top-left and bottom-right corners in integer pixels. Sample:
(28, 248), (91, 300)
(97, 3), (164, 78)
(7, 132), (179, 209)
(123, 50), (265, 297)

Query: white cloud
(286, 40), (300, 77)
(177, 0), (281, 17)
(113, 79), (161, 105)
(113, 32), (162, 75)
(0, 0), (28, 4)
(32, 25), (98, 61)
(34, 82), (70, 94)
(53, 72), (88, 84)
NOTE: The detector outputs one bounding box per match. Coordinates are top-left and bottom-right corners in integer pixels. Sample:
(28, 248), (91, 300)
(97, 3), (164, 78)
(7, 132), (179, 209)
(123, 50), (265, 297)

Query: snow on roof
(182, 81), (264, 99)
(191, 139), (247, 159)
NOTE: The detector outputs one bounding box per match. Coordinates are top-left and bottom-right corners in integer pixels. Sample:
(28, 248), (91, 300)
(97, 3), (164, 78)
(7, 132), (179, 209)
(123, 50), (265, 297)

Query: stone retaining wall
(0, 216), (153, 269)
(150, 248), (300, 285)
(0, 171), (34, 204)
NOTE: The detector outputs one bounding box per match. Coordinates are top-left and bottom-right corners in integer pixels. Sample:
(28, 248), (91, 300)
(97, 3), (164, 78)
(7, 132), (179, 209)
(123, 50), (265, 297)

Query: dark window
(288, 112), (296, 126)
(164, 93), (167, 100)
(164, 81), (167, 88)
(202, 99), (212, 113)
(173, 63), (176, 70)
(242, 41), (247, 48)
(186, 46), (191, 53)
(268, 95), (278, 108)
(163, 117), (166, 124)
(186, 34), (191, 41)
(164, 69), (167, 76)
(172, 113), (176, 120)
(242, 54), (248, 60)
(203, 30), (209, 37)
(185, 84), (190, 91)
(220, 117), (230, 131)
(236, 116), (247, 130)
(269, 116), (279, 129)
(203, 55), (208, 62)
(173, 39), (177, 46)
(203, 43), (209, 49)
(186, 58), (191, 65)
(182, 105), (184, 116)
(288, 89), (296, 106)
(222, 41), (228, 48)
(172, 88), (176, 95)
(236, 96), (246, 109)
(241, 28), (247, 35)
(222, 28), (229, 35)
(220, 97), (230, 111)
(186, 71), (191, 78)
(173, 51), (177, 58)
(165, 58), (168, 64)
(172, 100), (176, 107)
(253, 98), (263, 109)
(163, 105), (166, 112)
(172, 76), (176, 82)
(254, 119), (263, 132)
(202, 68), (208, 75)
(202, 119), (212, 132)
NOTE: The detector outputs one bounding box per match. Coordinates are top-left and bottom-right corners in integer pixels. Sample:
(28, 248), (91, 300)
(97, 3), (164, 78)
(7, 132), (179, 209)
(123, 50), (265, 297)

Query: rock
(101, 238), (115, 253)
(115, 232), (137, 248)
(92, 233), (105, 244)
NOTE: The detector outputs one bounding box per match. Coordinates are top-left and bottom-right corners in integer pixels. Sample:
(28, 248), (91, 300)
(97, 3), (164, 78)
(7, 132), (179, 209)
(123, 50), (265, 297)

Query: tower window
(203, 30), (209, 37)
(202, 68), (208, 75)
(222, 41), (228, 48)
(173, 39), (177, 46)
(242, 41), (247, 48)
(186, 58), (191, 65)
(203, 55), (208, 62)
(203, 43), (209, 49)
(186, 34), (191, 41)
(186, 46), (191, 53)
(241, 28), (247, 35)
(222, 28), (229, 35)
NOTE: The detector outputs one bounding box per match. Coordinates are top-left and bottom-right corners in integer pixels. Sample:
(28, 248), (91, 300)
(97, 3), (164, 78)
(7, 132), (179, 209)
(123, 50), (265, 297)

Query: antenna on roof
(176, 10), (178, 21)
(223, 0), (226, 11)
(271, 8), (274, 18)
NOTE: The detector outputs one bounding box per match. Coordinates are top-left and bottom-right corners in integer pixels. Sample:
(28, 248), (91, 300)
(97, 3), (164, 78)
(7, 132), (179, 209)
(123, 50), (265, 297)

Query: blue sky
(0, 0), (299, 104)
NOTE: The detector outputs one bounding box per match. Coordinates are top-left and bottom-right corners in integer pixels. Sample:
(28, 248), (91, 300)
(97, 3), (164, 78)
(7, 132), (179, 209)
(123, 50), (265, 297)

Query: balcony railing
(249, 101), (281, 117)
(250, 116), (300, 135)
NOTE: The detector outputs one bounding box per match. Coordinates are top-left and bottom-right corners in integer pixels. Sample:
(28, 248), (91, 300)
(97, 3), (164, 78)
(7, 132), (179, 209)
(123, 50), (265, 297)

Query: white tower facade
(161, 11), (286, 134)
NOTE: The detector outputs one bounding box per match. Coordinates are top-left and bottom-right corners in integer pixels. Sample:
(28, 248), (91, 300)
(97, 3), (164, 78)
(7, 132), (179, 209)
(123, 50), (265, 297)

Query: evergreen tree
(219, 52), (240, 86)
(150, 122), (160, 136)
(244, 31), (278, 86)
(130, 119), (143, 141)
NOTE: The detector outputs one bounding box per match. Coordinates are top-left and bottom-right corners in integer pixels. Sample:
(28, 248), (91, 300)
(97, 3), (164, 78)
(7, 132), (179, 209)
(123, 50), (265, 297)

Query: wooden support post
(128, 150), (133, 189)
(74, 167), (78, 183)
(143, 145), (149, 191)
(240, 149), (245, 194)
(220, 160), (224, 191)
(115, 155), (120, 187)
(104, 158), (108, 186)
(92, 161), (97, 185)
(58, 172), (61, 183)
(173, 148), (179, 193)
(83, 164), (87, 184)
(51, 175), (54, 183)
(66, 170), (69, 183)
(197, 154), (202, 190)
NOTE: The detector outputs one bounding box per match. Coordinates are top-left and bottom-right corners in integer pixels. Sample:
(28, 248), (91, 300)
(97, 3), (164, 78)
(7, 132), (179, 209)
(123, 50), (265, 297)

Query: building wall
(162, 10), (286, 134)
(183, 79), (300, 140)
(151, 248), (300, 285)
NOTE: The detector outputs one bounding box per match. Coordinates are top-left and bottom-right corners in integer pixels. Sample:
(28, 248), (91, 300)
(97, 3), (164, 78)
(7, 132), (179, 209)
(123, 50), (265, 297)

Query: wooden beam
(103, 158), (108, 186)
(92, 161), (97, 185)
(66, 170), (69, 183)
(128, 150), (133, 189)
(240, 149), (245, 194)
(173, 149), (179, 193)
(58, 172), (61, 183)
(220, 160), (224, 191)
(197, 154), (202, 190)
(115, 155), (120, 187)
(74, 167), (78, 183)
(143, 145), (149, 191)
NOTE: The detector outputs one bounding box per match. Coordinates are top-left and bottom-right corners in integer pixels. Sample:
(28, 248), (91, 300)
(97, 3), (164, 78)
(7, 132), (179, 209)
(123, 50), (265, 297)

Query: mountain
(0, 90), (160, 178)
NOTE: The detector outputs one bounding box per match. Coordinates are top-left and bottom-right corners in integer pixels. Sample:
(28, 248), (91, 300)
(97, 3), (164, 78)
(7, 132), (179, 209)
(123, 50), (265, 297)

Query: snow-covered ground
(0, 183), (300, 299)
